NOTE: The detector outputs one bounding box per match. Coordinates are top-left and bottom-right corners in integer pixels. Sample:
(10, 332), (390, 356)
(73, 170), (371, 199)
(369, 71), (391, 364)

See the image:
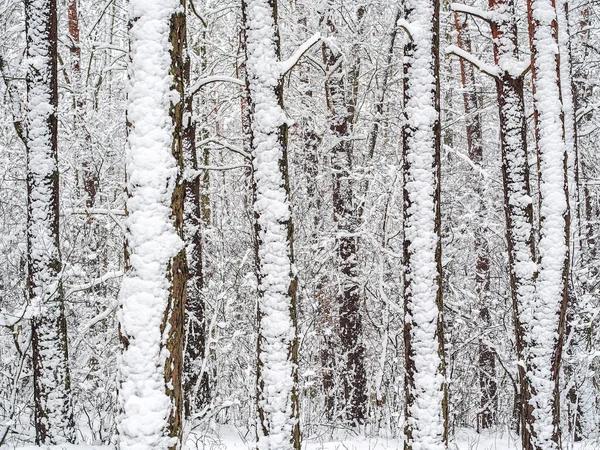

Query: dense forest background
(0, 0), (599, 448)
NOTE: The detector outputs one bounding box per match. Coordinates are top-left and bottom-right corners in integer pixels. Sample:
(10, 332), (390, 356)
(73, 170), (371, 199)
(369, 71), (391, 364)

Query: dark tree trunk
(453, 10), (496, 430)
(321, 9), (368, 425)
(183, 22), (210, 419)
(25, 0), (76, 444)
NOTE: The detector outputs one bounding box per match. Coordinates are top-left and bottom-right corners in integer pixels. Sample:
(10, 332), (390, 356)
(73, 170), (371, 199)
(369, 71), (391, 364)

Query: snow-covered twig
(65, 270), (124, 297)
(73, 301), (119, 350)
(70, 208), (126, 216)
(189, 75), (244, 96)
(443, 144), (489, 178)
(445, 45), (500, 78)
(279, 32), (321, 76)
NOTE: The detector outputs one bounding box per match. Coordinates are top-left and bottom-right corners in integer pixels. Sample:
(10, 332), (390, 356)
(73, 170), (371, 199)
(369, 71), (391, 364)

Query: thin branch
(396, 18), (415, 41)
(189, 0), (207, 27)
(65, 270), (124, 297)
(280, 32), (321, 76)
(70, 208), (126, 216)
(196, 137), (250, 159)
(443, 144), (489, 179)
(445, 45), (500, 78)
(184, 164), (250, 180)
(451, 3), (498, 23)
(189, 75), (244, 97)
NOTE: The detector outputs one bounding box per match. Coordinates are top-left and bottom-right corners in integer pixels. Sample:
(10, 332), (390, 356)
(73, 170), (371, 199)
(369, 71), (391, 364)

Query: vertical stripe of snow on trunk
(117, 1), (183, 450)
(526, 0), (570, 447)
(242, 0), (300, 449)
(25, 0), (76, 443)
(402, 0), (447, 449)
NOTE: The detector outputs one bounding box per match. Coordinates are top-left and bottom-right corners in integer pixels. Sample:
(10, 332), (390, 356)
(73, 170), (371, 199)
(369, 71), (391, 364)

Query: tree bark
(183, 20), (210, 420)
(321, 7), (368, 425)
(402, 0), (448, 448)
(241, 0), (301, 448)
(526, 0), (571, 447)
(117, 2), (188, 449)
(25, 0), (76, 444)
(453, 10), (496, 430)
(486, 0), (537, 442)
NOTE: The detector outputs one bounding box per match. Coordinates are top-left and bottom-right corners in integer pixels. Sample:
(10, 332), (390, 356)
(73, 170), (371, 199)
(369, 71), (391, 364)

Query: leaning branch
(280, 32), (321, 76)
(396, 18), (416, 41)
(446, 45), (500, 78)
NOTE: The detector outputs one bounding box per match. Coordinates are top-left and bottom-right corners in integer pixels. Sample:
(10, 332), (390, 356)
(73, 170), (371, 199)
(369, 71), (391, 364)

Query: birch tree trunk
(526, 0), (571, 447)
(117, 1), (188, 449)
(241, 0), (300, 448)
(402, 0), (448, 447)
(25, 0), (75, 443)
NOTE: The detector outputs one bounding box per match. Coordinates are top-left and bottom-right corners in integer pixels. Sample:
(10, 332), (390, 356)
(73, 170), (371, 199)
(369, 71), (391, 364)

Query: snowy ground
(5, 428), (599, 450)
(182, 426), (599, 450)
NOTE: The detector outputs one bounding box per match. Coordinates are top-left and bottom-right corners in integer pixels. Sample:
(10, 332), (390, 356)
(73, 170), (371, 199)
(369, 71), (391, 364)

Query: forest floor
(6, 427), (599, 450)
(182, 426), (598, 450)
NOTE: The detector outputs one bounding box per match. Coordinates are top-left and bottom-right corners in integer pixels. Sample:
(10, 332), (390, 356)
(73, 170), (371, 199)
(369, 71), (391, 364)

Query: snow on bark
(526, 0), (570, 447)
(241, 0), (300, 449)
(402, 0), (447, 449)
(488, 0), (538, 440)
(117, 1), (185, 450)
(25, 0), (75, 444)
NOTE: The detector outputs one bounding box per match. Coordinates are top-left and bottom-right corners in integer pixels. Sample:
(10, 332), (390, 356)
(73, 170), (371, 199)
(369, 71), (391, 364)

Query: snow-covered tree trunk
(453, 10), (496, 430)
(241, 0), (300, 448)
(487, 0), (537, 438)
(321, 8), (368, 425)
(25, 0), (76, 444)
(526, 0), (571, 447)
(402, 0), (448, 448)
(117, 1), (188, 449)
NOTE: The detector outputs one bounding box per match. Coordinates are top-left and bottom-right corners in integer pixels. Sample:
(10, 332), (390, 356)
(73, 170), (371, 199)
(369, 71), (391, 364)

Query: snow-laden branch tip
(280, 32), (321, 76)
(443, 145), (489, 179)
(450, 3), (498, 23)
(445, 45), (500, 78)
(189, 75), (244, 97)
(396, 19), (416, 41)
